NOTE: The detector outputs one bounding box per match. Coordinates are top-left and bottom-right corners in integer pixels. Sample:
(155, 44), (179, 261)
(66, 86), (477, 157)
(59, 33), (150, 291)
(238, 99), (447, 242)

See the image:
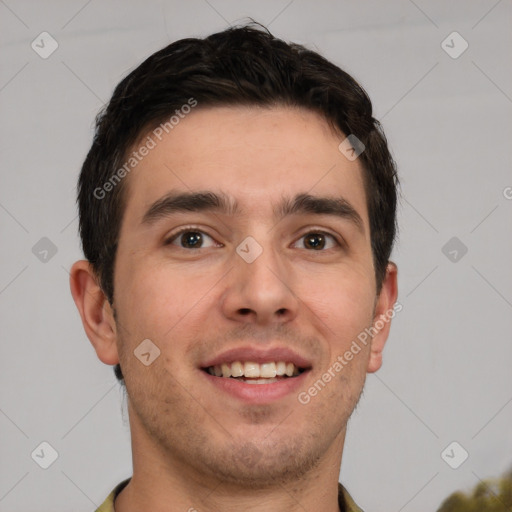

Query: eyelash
(164, 226), (221, 248)
(164, 225), (342, 250)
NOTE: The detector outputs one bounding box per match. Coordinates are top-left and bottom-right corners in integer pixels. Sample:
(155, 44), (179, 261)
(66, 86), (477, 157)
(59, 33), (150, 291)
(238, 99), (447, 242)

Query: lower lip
(201, 370), (310, 404)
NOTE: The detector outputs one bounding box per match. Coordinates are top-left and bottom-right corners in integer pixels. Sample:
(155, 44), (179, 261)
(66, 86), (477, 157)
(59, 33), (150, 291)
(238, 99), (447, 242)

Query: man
(70, 22), (399, 512)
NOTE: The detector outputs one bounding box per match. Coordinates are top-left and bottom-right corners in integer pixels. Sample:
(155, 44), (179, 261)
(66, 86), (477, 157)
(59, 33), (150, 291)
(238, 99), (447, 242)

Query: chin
(197, 434), (325, 489)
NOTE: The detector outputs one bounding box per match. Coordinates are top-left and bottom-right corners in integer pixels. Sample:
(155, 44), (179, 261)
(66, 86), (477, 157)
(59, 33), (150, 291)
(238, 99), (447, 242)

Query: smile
(204, 361), (304, 384)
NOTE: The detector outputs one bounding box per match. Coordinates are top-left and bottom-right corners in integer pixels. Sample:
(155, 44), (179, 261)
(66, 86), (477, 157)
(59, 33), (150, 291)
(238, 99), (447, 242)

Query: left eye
(294, 232), (338, 250)
(167, 230), (218, 249)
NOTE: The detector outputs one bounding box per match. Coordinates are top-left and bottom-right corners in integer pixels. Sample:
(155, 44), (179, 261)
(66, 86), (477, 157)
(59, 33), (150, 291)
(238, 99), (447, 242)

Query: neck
(115, 403), (345, 512)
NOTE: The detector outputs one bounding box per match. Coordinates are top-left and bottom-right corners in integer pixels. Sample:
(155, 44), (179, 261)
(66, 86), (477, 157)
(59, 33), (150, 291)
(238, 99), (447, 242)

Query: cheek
(113, 267), (206, 387)
(114, 260), (219, 344)
(297, 268), (375, 337)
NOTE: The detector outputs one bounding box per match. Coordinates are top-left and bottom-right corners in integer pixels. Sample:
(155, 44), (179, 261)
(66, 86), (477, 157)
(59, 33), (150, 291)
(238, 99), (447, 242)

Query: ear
(69, 260), (119, 365)
(367, 262), (399, 373)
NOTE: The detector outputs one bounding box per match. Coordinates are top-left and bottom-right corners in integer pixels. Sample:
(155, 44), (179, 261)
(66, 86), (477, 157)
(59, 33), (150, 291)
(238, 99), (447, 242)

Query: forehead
(121, 105), (369, 228)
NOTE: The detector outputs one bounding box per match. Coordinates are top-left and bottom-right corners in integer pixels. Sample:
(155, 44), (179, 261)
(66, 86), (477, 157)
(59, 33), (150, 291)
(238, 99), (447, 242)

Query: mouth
(199, 347), (313, 402)
(202, 361), (307, 384)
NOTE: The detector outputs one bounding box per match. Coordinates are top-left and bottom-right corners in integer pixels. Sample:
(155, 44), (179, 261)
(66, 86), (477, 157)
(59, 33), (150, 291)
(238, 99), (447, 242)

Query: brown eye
(294, 231), (338, 250)
(167, 230), (217, 249)
(304, 233), (326, 250)
(180, 231), (203, 248)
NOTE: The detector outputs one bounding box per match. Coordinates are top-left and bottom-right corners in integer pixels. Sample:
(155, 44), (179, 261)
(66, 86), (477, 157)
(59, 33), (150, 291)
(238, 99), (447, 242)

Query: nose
(220, 241), (299, 326)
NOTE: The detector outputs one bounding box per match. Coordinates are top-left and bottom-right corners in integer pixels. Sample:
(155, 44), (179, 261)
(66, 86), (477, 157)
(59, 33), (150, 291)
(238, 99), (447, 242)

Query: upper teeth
(207, 361), (299, 378)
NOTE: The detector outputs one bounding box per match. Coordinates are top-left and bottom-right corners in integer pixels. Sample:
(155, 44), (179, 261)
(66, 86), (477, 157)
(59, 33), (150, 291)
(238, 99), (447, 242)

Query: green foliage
(437, 467), (512, 512)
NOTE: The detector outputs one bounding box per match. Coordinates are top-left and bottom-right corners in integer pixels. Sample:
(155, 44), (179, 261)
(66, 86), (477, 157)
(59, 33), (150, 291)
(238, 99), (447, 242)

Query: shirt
(95, 478), (364, 512)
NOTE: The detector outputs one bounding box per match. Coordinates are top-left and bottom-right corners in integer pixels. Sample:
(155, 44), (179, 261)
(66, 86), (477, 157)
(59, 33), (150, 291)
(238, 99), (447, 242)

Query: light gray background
(1, 1), (511, 511)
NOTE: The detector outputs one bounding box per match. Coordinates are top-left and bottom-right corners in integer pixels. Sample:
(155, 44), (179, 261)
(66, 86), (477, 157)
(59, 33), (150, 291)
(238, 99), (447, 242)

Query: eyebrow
(275, 193), (364, 232)
(142, 191), (239, 224)
(141, 191), (364, 232)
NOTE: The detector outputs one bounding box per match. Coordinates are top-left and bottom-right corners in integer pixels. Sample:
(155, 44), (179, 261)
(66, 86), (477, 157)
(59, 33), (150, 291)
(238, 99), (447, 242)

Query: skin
(70, 105), (398, 512)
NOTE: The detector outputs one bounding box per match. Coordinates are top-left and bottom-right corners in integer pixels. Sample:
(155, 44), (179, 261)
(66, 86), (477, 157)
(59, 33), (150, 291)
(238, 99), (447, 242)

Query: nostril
(276, 308), (287, 315)
(239, 308), (251, 315)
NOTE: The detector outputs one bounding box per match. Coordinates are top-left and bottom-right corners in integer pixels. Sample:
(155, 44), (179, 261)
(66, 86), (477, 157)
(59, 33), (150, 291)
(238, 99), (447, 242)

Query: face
(106, 106), (394, 486)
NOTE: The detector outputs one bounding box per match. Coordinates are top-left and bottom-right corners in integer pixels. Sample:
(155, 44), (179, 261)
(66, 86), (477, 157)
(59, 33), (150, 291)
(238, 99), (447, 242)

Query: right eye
(165, 228), (220, 249)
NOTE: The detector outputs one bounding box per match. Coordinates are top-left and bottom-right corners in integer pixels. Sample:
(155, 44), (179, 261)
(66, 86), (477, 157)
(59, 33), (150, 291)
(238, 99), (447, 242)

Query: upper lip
(201, 346), (313, 369)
